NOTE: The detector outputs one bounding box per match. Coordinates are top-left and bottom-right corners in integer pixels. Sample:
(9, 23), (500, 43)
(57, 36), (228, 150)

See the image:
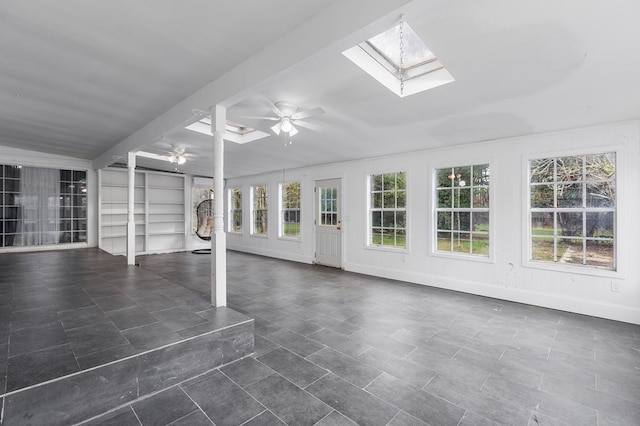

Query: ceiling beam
(92, 0), (414, 170)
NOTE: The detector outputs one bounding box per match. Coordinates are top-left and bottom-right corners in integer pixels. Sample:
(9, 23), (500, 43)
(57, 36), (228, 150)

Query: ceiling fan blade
(261, 98), (283, 116)
(243, 115), (280, 121)
(294, 120), (322, 131)
(271, 122), (282, 135)
(291, 107), (325, 120)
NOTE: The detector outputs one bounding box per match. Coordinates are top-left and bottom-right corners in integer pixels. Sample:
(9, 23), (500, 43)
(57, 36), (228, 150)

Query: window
(529, 153), (615, 269)
(319, 186), (338, 226)
(280, 182), (301, 238)
(192, 178), (212, 233)
(369, 172), (406, 248)
(435, 164), (490, 256)
(252, 185), (268, 235)
(1, 165), (87, 248)
(229, 188), (242, 233)
(342, 21), (454, 97)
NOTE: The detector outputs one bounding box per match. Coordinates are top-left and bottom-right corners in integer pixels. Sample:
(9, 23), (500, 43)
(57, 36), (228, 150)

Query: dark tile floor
(2, 248), (640, 425)
(85, 250), (640, 426)
(0, 248), (246, 395)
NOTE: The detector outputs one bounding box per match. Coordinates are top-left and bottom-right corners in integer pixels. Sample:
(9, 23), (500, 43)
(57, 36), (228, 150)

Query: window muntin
(252, 185), (268, 235)
(369, 172), (407, 248)
(319, 187), (338, 226)
(280, 182), (301, 238)
(529, 153), (615, 269)
(229, 188), (242, 233)
(1, 165), (87, 247)
(435, 164), (490, 256)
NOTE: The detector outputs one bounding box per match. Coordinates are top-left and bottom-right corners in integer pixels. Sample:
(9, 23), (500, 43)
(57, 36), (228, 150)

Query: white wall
(0, 146), (98, 251)
(226, 120), (640, 325)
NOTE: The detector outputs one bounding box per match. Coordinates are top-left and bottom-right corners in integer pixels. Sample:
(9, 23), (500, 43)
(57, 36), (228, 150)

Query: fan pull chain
(399, 20), (405, 96)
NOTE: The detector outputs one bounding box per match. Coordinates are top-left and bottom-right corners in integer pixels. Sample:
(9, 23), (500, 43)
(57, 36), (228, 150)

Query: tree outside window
(252, 185), (268, 235)
(369, 172), (406, 248)
(281, 182), (301, 238)
(529, 153), (615, 269)
(229, 188), (242, 233)
(435, 164), (490, 256)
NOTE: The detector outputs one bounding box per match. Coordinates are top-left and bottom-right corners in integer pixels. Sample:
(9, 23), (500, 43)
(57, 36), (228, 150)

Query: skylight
(185, 117), (269, 144)
(343, 21), (454, 97)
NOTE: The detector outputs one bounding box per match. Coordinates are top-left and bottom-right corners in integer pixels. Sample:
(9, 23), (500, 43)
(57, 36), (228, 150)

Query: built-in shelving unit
(99, 168), (186, 256)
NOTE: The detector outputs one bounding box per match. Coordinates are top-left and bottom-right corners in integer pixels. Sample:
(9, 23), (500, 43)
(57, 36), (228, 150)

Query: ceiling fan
(251, 100), (325, 137)
(136, 145), (192, 168)
(167, 146), (189, 165)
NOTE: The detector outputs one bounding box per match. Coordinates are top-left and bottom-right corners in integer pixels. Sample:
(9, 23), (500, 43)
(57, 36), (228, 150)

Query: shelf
(101, 223), (146, 227)
(101, 184), (146, 189)
(101, 233), (146, 238)
(148, 186), (184, 190)
(148, 220), (185, 224)
(100, 201), (146, 204)
(100, 168), (185, 254)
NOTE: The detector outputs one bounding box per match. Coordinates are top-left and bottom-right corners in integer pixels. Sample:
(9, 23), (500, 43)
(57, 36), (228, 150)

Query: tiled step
(1, 312), (253, 426)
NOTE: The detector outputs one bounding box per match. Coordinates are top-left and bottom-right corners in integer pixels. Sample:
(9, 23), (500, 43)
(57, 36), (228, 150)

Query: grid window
(319, 187), (338, 226)
(1, 165), (87, 247)
(281, 182), (301, 238)
(229, 188), (242, 233)
(435, 164), (489, 256)
(252, 185), (268, 235)
(369, 172), (406, 248)
(529, 153), (615, 269)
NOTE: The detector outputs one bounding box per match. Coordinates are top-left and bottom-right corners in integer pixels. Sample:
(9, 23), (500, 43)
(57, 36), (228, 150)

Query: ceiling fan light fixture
(177, 155), (186, 165)
(281, 117), (293, 133)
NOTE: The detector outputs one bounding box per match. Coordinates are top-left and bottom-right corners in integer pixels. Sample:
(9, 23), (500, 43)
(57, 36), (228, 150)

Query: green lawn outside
(437, 237), (489, 255)
(372, 234), (406, 248)
(284, 223), (300, 237)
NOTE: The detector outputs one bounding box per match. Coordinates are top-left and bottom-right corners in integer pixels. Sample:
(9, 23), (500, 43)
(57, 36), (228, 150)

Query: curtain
(19, 167), (60, 246)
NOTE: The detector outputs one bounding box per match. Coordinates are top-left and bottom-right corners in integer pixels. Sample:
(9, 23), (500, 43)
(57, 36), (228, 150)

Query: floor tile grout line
(313, 409), (339, 426)
(179, 382), (218, 426)
(1, 318), (252, 399)
(237, 409), (269, 426)
(164, 408), (202, 426)
(383, 410), (402, 426)
(129, 404), (143, 426)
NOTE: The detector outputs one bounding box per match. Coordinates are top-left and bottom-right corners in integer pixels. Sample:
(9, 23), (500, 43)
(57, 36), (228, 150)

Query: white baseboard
(344, 261), (640, 325)
(227, 244), (312, 265)
(0, 242), (90, 254)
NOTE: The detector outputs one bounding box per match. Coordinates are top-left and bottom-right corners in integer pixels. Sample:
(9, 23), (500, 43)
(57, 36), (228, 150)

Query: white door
(315, 178), (342, 268)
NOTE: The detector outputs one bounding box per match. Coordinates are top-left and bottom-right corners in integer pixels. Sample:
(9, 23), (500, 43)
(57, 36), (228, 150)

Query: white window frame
(524, 149), (618, 276)
(251, 184), (268, 237)
(228, 187), (242, 234)
(366, 171), (408, 252)
(279, 181), (302, 240)
(431, 162), (493, 262)
(191, 177), (212, 234)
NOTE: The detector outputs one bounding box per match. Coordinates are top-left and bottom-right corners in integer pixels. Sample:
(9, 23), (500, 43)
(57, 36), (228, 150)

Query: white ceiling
(2, 1), (640, 178)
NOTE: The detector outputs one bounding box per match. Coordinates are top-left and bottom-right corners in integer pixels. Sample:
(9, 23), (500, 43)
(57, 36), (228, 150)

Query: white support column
(211, 105), (227, 306)
(126, 152), (136, 266)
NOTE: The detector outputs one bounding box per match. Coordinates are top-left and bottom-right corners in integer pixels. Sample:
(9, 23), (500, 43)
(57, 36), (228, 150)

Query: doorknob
(337, 226), (341, 230)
